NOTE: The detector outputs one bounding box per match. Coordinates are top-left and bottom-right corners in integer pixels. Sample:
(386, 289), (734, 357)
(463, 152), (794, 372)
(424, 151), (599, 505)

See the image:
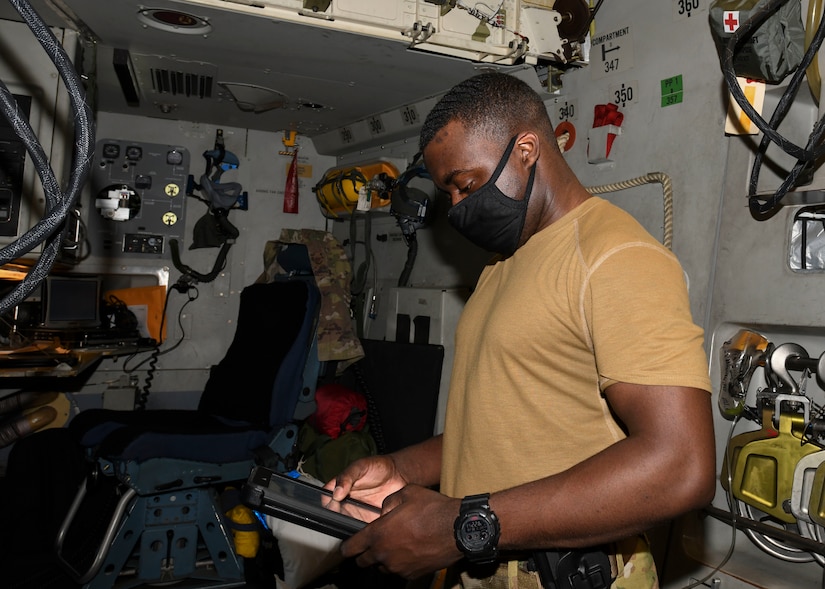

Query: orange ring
(554, 121), (576, 152)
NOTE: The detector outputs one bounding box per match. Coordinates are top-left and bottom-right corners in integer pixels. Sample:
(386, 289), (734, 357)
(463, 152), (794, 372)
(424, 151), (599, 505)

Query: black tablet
(241, 466), (382, 540)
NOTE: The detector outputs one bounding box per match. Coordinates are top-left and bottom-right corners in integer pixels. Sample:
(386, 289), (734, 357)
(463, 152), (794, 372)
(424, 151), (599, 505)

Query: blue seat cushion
(70, 409), (270, 463)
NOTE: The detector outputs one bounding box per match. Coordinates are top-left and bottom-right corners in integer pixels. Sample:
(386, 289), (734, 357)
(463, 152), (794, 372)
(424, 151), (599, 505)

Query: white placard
(590, 25), (635, 80)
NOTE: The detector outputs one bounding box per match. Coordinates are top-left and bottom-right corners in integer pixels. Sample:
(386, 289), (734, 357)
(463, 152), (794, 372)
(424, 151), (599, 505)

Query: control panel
(87, 139), (189, 259)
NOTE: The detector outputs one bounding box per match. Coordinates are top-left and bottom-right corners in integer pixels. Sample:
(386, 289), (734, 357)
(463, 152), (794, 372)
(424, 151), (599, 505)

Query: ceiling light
(137, 9), (212, 35)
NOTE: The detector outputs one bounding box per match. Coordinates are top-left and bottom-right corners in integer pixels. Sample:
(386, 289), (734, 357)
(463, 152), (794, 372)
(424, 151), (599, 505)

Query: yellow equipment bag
(721, 404), (776, 492)
(221, 486), (260, 558)
(731, 395), (819, 523)
(313, 161), (398, 218)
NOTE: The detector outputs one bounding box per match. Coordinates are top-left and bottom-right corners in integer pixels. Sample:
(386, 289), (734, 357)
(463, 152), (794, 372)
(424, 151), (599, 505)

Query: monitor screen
(43, 275), (101, 328)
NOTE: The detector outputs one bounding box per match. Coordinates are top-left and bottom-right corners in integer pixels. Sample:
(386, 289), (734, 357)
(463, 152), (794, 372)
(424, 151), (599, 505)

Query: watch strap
(461, 493), (492, 513)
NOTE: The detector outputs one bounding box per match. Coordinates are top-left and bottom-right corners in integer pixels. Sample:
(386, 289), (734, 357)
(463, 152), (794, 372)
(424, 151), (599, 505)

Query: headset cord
(352, 361), (387, 455)
(398, 231), (418, 288)
(124, 284), (199, 409)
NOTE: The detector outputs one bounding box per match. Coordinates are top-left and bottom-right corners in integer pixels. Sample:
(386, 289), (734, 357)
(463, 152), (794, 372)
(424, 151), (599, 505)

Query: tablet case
(241, 466), (379, 540)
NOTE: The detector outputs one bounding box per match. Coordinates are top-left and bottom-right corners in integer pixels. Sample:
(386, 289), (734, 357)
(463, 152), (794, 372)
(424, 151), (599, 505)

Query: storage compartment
(251, 0), (581, 64)
(385, 286), (469, 434)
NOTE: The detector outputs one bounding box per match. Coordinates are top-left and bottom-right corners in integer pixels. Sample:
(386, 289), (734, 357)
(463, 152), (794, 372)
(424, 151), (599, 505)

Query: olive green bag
(297, 421), (377, 483)
(709, 0), (805, 83)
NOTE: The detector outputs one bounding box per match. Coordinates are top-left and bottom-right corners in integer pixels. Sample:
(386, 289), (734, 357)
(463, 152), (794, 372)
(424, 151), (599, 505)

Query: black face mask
(447, 135), (536, 257)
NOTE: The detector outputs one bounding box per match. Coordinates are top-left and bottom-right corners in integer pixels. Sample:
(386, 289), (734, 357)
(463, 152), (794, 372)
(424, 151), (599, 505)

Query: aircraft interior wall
(5, 0), (825, 587)
(80, 112), (336, 396)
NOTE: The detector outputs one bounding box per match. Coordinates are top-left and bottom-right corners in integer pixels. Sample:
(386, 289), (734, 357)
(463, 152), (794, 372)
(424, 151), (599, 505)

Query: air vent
(149, 68), (213, 99)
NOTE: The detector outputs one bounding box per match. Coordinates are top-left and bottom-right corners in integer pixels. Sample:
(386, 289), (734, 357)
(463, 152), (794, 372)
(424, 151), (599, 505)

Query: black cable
(122, 284), (198, 377)
(157, 285), (199, 357)
(719, 0), (825, 218)
(351, 361), (387, 455)
(134, 348), (158, 411)
(722, 0), (825, 162)
(0, 0), (94, 314)
(585, 0), (606, 32)
(59, 209), (90, 264)
(745, 0), (825, 218)
(0, 83), (69, 306)
(314, 167), (367, 219)
(349, 212), (372, 296)
(398, 232), (418, 288)
(169, 238), (233, 284)
(124, 283), (198, 409)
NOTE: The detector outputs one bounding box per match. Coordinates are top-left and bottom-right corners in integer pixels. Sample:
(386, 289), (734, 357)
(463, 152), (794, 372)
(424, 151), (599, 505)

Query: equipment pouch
(708, 0), (805, 84)
(532, 548), (614, 589)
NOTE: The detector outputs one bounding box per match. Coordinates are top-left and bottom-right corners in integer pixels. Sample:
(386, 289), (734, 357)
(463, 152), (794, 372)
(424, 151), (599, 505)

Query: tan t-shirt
(440, 197), (710, 588)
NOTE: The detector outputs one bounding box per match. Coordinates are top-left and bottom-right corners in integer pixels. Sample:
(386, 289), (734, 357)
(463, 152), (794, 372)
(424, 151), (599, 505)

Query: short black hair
(419, 72), (552, 152)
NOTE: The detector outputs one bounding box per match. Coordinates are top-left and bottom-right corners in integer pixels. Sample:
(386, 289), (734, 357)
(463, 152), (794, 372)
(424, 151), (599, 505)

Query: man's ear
(516, 132), (540, 168)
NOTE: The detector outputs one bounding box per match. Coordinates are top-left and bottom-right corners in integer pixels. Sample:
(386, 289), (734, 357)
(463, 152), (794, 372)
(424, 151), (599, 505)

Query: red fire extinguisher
(283, 149), (299, 214)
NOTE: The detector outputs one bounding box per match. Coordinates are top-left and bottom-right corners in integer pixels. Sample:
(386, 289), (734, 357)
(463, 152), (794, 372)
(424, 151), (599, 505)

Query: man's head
(419, 72), (553, 154)
(419, 72), (562, 256)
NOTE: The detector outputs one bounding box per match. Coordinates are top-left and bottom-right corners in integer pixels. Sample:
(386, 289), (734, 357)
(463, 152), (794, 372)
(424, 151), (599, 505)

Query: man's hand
(321, 435), (450, 577)
(324, 454), (408, 509)
(340, 484), (463, 579)
(320, 493), (382, 524)
(324, 435), (444, 509)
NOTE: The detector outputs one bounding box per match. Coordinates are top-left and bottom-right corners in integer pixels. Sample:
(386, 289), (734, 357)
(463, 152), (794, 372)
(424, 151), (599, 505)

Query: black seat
(56, 244), (322, 589)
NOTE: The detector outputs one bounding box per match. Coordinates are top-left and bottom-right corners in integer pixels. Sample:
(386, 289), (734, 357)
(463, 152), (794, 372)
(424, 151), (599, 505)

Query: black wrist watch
(454, 493), (501, 564)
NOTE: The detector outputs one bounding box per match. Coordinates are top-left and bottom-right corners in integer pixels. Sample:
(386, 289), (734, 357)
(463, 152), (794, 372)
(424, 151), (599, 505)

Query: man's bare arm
(490, 384), (715, 549)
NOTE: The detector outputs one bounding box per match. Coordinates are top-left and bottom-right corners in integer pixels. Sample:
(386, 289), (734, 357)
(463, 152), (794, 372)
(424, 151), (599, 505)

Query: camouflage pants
(435, 536), (658, 589)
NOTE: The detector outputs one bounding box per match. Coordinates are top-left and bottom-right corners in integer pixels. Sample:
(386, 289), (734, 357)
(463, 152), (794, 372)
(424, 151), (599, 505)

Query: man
(325, 72), (715, 589)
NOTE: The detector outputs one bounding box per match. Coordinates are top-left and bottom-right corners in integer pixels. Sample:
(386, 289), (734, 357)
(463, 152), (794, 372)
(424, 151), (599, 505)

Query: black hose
(397, 232), (418, 287)
(743, 0), (825, 218)
(718, 0), (825, 218)
(0, 0), (94, 313)
(169, 238), (233, 284)
(352, 361), (387, 455)
(722, 0), (825, 163)
(349, 212), (372, 296)
(214, 210), (240, 240)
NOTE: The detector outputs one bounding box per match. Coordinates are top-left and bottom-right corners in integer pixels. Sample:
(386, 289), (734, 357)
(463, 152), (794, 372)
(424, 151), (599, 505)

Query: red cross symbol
(723, 11), (739, 33)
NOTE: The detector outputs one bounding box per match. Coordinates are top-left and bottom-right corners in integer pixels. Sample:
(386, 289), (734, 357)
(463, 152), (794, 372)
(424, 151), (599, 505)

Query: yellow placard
(725, 77), (765, 135)
(104, 285), (167, 343)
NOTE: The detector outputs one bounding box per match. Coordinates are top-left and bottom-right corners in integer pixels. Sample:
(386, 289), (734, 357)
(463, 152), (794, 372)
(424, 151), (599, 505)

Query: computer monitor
(42, 275), (102, 329)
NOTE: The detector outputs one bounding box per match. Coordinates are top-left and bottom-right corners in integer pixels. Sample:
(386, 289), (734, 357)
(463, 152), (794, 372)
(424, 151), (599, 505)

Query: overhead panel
(209, 0), (589, 65)
(311, 63), (542, 155)
(9, 0), (588, 140)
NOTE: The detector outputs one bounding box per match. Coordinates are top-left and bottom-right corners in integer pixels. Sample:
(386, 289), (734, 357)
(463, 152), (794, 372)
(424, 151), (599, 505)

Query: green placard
(661, 75), (683, 94)
(661, 74), (684, 107)
(662, 93), (684, 107)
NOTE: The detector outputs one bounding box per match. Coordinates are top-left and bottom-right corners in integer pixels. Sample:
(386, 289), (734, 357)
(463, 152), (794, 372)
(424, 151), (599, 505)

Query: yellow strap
(508, 560), (519, 589)
(431, 568), (448, 589)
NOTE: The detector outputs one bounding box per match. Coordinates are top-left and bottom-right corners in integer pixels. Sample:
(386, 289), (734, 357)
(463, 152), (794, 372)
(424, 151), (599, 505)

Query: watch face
(460, 514), (494, 550)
